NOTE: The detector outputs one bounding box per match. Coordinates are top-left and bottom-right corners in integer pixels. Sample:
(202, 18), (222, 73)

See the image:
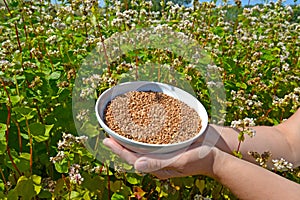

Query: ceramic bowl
(95, 81), (208, 154)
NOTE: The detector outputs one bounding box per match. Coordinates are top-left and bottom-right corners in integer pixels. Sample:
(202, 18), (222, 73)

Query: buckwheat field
(0, 0), (299, 199)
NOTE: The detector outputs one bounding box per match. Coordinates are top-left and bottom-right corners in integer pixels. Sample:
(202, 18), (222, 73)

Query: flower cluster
(272, 87), (300, 110)
(69, 164), (84, 185)
(50, 150), (67, 164)
(230, 117), (256, 138)
(42, 177), (57, 193)
(194, 194), (211, 200)
(248, 151), (272, 168)
(50, 133), (88, 163)
(57, 132), (88, 150)
(231, 117), (255, 128)
(76, 109), (90, 122)
(272, 158), (294, 172)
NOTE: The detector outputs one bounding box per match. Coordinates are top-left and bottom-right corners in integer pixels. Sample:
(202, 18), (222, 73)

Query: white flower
(243, 117), (255, 127)
(282, 63), (289, 71)
(46, 35), (57, 44)
(80, 88), (94, 98)
(76, 109), (90, 122)
(272, 158), (293, 171)
(50, 151), (66, 163)
(230, 120), (242, 129)
(69, 164), (84, 185)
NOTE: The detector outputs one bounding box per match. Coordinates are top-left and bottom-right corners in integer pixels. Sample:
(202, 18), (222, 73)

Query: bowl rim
(95, 81), (208, 148)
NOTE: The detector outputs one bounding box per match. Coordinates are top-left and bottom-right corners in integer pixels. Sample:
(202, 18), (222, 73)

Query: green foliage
(0, 0), (299, 199)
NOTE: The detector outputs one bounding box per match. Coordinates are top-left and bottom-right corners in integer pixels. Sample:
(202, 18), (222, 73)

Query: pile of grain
(104, 91), (202, 144)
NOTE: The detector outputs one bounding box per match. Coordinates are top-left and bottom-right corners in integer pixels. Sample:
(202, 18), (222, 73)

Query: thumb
(134, 157), (164, 172)
(134, 153), (182, 172)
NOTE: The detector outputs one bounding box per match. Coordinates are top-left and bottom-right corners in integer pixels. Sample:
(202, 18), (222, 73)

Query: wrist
(211, 147), (228, 180)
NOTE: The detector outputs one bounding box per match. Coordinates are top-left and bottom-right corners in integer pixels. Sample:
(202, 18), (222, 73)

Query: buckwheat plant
(231, 117), (256, 158)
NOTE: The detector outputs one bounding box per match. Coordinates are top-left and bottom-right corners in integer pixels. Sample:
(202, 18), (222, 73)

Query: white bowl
(95, 81), (208, 154)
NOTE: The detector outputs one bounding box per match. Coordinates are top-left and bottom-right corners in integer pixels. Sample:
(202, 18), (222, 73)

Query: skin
(103, 108), (300, 200)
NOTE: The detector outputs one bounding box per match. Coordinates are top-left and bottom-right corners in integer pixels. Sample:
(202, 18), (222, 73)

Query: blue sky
(52, 0), (299, 6)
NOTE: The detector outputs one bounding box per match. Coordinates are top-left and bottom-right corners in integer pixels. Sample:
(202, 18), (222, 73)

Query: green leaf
(80, 122), (99, 137)
(83, 191), (91, 200)
(233, 150), (243, 159)
(0, 123), (6, 152)
(91, 15), (97, 27)
(12, 107), (36, 119)
(126, 175), (139, 185)
(111, 193), (125, 200)
(5, 151), (30, 173)
(82, 173), (105, 193)
(15, 175), (41, 200)
(212, 26), (224, 37)
(12, 50), (22, 65)
(32, 174), (42, 185)
(28, 123), (52, 142)
(18, 153), (31, 172)
(156, 184), (168, 198)
(31, 175), (42, 195)
(195, 179), (205, 194)
(19, 153), (30, 160)
(45, 124), (54, 137)
(49, 71), (61, 80)
(0, 192), (6, 200)
(54, 159), (69, 173)
(7, 189), (18, 200)
(236, 82), (247, 90)
(0, 178), (5, 192)
(238, 132), (245, 142)
(66, 15), (72, 24)
(182, 176), (194, 188)
(110, 180), (122, 192)
(69, 191), (80, 199)
(38, 190), (52, 199)
(10, 95), (20, 105)
(53, 178), (65, 196)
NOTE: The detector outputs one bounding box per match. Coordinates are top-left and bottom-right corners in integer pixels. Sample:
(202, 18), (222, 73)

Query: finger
(134, 153), (182, 173)
(134, 157), (162, 172)
(103, 138), (139, 165)
(151, 169), (184, 180)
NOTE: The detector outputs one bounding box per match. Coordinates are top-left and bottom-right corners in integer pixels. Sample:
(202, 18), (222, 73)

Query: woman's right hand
(103, 137), (219, 179)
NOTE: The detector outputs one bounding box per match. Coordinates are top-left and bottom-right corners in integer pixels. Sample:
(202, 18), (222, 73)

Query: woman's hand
(103, 138), (218, 179)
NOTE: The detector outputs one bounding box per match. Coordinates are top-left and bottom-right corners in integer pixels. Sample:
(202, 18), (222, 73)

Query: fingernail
(103, 138), (110, 146)
(135, 161), (148, 171)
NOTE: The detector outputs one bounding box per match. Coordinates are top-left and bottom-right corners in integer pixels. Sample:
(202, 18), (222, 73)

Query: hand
(103, 138), (218, 179)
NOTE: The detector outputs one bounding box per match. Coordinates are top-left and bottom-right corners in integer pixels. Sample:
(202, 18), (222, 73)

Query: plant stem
(35, 104), (44, 124)
(236, 138), (242, 153)
(25, 118), (33, 174)
(14, 24), (23, 53)
(97, 23), (111, 75)
(2, 0), (10, 14)
(12, 119), (22, 153)
(106, 163), (111, 199)
(0, 79), (22, 176)
(135, 53), (139, 80)
(21, 14), (32, 58)
(0, 168), (9, 192)
(13, 73), (20, 96)
(3, 0), (23, 53)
